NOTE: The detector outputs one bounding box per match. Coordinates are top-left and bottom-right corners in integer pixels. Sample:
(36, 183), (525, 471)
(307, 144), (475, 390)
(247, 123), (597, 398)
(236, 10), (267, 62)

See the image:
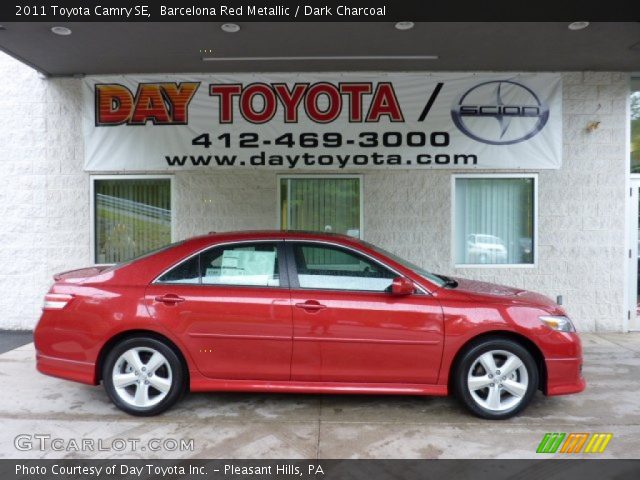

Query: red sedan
(34, 231), (584, 419)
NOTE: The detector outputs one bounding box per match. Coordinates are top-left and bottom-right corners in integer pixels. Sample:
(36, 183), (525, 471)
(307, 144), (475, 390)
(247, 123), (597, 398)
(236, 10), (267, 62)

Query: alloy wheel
(467, 349), (529, 412)
(111, 347), (173, 408)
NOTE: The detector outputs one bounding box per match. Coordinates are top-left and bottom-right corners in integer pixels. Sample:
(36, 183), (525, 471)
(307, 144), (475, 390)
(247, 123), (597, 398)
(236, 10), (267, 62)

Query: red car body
(34, 231), (584, 401)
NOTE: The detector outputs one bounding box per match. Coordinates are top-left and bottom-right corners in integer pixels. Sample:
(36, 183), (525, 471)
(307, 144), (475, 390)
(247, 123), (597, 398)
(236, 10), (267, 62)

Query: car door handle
(295, 301), (327, 312)
(155, 294), (185, 305)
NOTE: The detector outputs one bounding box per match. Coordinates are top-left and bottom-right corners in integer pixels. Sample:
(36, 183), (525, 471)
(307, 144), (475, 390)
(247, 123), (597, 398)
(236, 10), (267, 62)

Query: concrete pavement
(0, 333), (638, 459)
(0, 331), (32, 354)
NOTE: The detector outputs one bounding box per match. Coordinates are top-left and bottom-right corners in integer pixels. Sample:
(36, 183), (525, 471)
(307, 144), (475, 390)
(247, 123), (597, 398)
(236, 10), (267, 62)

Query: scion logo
(451, 80), (549, 145)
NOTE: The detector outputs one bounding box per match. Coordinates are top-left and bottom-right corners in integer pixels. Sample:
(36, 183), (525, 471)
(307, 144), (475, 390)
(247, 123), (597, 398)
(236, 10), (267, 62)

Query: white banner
(83, 72), (562, 171)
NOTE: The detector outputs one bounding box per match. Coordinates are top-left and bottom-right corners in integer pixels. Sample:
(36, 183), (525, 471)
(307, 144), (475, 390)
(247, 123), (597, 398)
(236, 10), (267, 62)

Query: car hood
(447, 277), (560, 310)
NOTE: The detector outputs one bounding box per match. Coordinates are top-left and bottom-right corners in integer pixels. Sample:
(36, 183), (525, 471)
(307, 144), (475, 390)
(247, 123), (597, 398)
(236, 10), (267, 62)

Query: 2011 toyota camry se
(34, 231), (584, 419)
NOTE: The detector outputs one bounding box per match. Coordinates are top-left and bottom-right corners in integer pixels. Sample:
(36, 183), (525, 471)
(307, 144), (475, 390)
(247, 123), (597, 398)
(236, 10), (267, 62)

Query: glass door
(627, 80), (639, 330)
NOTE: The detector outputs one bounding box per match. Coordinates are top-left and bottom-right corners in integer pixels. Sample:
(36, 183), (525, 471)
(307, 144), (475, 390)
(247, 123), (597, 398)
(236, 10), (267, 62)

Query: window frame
(153, 240), (290, 289)
(90, 174), (175, 266)
(627, 75), (639, 332)
(284, 240), (426, 294)
(276, 174), (364, 238)
(451, 173), (538, 269)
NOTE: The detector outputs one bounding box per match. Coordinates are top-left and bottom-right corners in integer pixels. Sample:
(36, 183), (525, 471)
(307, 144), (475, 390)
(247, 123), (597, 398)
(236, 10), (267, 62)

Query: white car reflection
(466, 234), (508, 264)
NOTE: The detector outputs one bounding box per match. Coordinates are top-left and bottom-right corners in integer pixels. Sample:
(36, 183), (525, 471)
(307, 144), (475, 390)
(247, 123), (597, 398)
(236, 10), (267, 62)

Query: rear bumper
(36, 352), (97, 385)
(545, 356), (585, 396)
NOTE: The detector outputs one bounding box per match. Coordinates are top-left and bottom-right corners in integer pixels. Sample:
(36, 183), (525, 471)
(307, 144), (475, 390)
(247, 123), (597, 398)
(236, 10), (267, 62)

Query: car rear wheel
(102, 336), (185, 416)
(453, 338), (538, 419)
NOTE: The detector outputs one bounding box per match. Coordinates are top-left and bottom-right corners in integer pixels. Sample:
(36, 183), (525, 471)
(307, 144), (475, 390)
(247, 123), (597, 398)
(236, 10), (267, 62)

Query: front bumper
(545, 356), (585, 396)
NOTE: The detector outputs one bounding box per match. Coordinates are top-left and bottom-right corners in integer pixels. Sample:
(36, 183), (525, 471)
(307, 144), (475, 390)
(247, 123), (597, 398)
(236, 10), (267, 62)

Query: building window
(93, 177), (172, 264)
(279, 176), (362, 238)
(631, 77), (640, 173)
(454, 175), (536, 266)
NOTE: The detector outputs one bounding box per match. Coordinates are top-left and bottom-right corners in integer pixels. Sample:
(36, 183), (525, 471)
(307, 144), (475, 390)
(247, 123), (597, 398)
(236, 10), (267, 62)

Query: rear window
(102, 241), (185, 272)
(156, 242), (281, 287)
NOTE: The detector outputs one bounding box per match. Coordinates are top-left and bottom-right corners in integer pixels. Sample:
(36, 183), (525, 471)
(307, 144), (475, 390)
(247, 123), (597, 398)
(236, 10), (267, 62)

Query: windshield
(363, 242), (446, 288)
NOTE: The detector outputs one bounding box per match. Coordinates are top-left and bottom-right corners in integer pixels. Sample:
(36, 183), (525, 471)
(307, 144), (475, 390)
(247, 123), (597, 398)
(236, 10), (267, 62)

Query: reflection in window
(455, 177), (535, 265)
(94, 178), (171, 264)
(293, 244), (395, 291)
(631, 78), (640, 173)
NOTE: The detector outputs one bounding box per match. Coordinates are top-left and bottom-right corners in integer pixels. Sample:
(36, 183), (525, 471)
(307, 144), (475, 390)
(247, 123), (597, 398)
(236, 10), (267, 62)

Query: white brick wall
(0, 54), (90, 329)
(0, 52), (629, 331)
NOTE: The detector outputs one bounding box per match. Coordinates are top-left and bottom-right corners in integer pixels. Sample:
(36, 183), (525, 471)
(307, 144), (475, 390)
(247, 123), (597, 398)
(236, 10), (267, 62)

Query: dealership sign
(83, 73), (562, 171)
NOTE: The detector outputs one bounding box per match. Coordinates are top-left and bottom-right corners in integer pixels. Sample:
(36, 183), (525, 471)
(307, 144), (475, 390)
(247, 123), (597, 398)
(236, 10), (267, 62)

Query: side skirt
(189, 373), (448, 396)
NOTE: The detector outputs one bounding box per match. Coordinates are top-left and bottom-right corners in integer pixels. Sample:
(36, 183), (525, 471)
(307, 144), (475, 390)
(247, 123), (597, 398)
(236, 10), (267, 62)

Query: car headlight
(539, 315), (576, 332)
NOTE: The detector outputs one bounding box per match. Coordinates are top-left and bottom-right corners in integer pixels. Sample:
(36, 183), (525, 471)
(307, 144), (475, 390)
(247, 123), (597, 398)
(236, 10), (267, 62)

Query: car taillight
(43, 293), (74, 310)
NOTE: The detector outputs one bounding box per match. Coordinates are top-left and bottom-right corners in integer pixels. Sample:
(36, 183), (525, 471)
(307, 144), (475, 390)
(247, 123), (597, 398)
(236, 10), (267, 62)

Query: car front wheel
(102, 336), (185, 416)
(453, 338), (538, 419)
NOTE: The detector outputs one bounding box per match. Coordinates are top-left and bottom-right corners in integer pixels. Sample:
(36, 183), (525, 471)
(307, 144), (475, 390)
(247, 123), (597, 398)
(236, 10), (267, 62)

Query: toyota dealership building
(0, 22), (637, 333)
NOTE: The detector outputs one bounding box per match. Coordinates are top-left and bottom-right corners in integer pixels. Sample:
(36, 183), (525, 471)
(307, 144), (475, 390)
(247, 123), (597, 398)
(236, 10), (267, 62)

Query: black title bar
(2, 1), (640, 22)
(4, 460), (640, 480)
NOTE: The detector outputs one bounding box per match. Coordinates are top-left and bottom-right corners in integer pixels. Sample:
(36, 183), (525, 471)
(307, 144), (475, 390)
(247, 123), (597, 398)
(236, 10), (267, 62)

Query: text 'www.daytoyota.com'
(166, 131), (477, 168)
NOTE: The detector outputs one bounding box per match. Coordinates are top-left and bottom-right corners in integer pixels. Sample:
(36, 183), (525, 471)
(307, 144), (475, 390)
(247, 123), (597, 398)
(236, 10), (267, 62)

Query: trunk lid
(53, 266), (113, 283)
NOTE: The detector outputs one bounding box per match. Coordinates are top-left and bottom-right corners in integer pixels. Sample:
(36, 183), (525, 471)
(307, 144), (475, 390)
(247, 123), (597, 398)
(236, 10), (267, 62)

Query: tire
(452, 337), (538, 420)
(102, 336), (185, 416)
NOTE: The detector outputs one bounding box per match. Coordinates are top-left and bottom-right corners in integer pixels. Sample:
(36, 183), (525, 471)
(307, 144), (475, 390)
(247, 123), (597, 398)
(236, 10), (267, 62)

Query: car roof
(192, 230), (358, 242)
(174, 230), (366, 252)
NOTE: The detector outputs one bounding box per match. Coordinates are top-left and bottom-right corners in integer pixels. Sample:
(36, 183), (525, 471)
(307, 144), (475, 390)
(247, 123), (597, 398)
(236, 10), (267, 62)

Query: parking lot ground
(0, 331), (32, 354)
(0, 333), (638, 459)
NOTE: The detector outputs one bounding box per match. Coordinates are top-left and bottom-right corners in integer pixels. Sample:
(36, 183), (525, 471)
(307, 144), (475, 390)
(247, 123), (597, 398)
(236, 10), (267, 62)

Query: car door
(145, 241), (293, 380)
(287, 241), (444, 384)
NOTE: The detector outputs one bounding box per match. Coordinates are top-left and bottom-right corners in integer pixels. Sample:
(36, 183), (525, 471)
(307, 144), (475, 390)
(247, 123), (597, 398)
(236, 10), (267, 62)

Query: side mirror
(390, 276), (415, 296)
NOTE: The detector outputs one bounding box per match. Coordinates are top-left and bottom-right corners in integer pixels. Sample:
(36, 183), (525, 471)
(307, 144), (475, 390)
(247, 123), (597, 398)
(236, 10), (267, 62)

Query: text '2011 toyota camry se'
(34, 231), (584, 419)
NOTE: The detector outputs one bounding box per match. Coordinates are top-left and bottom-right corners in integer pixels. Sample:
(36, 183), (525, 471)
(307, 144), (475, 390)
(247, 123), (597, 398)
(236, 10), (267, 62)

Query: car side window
(200, 243), (280, 287)
(156, 255), (199, 284)
(292, 243), (395, 292)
